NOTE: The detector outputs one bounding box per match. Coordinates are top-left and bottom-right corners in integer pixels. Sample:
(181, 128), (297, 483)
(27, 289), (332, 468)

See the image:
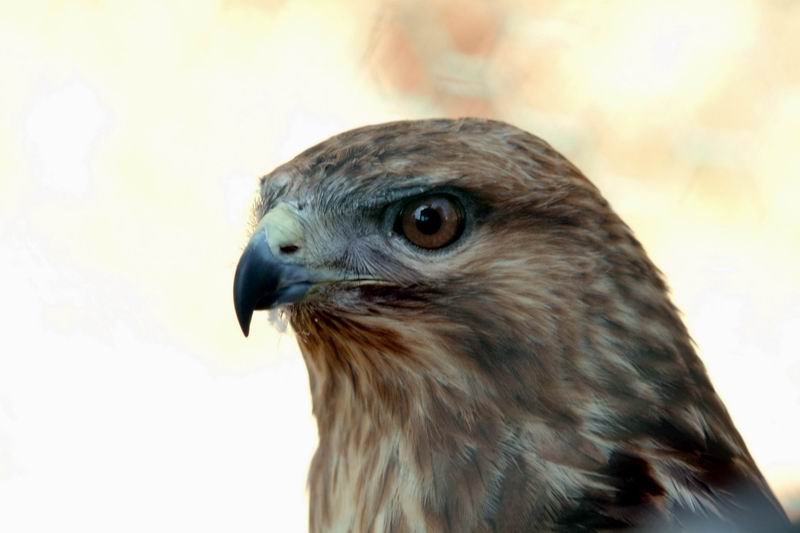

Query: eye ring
(394, 194), (465, 250)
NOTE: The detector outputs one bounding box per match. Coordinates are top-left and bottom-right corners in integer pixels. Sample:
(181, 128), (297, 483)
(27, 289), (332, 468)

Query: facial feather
(242, 118), (789, 532)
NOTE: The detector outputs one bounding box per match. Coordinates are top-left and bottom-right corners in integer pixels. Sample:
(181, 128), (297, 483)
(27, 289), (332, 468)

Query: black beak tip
(233, 287), (253, 338)
(236, 306), (252, 337)
(233, 252), (259, 338)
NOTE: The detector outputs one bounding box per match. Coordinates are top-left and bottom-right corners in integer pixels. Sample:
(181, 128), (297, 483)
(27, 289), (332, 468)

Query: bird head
(233, 117), (692, 418)
(232, 118), (789, 531)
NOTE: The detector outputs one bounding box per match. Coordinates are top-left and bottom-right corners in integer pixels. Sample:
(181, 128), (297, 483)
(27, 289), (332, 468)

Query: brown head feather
(250, 118), (788, 532)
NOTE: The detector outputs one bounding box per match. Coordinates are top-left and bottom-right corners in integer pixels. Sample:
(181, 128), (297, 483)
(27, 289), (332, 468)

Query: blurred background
(0, 0), (798, 530)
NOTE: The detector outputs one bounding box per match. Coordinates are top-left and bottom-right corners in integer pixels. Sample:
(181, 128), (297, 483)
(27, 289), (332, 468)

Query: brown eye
(395, 195), (465, 250)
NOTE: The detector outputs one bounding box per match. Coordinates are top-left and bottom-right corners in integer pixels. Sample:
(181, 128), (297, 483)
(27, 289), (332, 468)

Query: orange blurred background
(1, 0), (798, 530)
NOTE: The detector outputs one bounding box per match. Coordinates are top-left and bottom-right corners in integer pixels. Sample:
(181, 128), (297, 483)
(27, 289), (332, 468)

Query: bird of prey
(233, 118), (790, 532)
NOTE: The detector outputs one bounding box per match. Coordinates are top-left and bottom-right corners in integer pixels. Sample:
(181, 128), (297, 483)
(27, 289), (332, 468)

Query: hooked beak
(232, 237), (313, 337)
(233, 203), (313, 337)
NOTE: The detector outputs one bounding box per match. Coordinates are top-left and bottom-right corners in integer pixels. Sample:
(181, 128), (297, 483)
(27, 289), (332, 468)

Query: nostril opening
(279, 244), (300, 255)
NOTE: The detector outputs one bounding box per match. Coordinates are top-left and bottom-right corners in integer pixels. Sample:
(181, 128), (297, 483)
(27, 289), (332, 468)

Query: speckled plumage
(248, 118), (788, 532)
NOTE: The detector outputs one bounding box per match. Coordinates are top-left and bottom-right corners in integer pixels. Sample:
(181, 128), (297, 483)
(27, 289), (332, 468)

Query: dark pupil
(414, 206), (442, 235)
